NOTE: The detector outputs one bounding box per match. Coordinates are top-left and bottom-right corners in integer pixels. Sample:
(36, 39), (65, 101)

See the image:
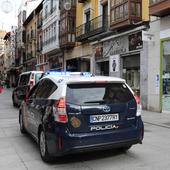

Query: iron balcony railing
(76, 15), (109, 41)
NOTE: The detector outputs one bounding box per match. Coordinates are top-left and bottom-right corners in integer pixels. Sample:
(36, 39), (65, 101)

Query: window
(35, 79), (57, 99)
(110, 0), (141, 24)
(19, 74), (30, 86)
(45, 5), (48, 19)
(66, 83), (134, 105)
(110, 0), (128, 23)
(131, 2), (141, 17)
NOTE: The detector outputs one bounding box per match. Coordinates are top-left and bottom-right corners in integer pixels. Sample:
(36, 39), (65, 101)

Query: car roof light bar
(44, 71), (94, 77)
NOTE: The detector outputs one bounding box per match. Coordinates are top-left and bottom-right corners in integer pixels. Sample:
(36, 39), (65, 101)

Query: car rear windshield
(66, 83), (134, 105)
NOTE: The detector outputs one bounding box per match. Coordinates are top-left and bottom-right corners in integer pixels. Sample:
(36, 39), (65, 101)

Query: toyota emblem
(103, 106), (111, 112)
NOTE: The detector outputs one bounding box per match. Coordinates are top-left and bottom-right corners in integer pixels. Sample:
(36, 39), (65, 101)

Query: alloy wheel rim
(40, 131), (46, 157)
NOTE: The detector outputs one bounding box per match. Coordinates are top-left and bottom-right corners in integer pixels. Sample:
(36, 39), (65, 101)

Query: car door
(25, 83), (40, 135)
(30, 79), (57, 137)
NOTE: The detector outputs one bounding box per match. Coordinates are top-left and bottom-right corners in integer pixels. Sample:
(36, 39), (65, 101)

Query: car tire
(39, 129), (52, 162)
(19, 112), (26, 134)
(12, 97), (18, 107)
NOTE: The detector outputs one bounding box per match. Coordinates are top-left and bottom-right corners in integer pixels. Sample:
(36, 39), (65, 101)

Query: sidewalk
(142, 110), (170, 128)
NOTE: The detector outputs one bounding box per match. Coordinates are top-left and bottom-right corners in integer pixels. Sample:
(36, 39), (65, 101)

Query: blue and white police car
(19, 71), (144, 162)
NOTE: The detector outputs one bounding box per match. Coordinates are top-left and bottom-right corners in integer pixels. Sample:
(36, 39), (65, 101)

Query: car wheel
(19, 112), (26, 134)
(12, 96), (18, 107)
(39, 129), (52, 162)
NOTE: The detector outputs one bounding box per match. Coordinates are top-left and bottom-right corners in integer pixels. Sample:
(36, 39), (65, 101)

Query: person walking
(0, 80), (3, 93)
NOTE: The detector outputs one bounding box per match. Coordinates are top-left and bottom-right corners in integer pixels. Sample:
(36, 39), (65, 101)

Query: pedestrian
(0, 80), (3, 93)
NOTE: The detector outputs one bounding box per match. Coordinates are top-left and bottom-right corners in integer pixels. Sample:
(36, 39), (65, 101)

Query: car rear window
(19, 74), (30, 86)
(66, 83), (134, 105)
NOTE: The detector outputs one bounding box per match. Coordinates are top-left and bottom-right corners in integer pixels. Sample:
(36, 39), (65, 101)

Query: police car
(12, 71), (43, 107)
(19, 71), (144, 162)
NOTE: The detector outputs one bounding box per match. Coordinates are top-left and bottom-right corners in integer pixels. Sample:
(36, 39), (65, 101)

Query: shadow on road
(50, 148), (127, 165)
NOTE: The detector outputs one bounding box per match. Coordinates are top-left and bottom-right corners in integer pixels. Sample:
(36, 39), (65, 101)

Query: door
(29, 79), (58, 136)
(102, 3), (108, 28)
(25, 83), (39, 134)
(85, 10), (90, 33)
(162, 41), (170, 112)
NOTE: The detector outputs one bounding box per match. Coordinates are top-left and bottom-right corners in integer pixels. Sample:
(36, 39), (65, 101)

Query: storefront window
(162, 40), (170, 112)
(122, 55), (140, 92)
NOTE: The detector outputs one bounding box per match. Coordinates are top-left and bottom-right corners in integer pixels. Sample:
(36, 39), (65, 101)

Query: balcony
(59, 34), (75, 49)
(59, 5), (76, 49)
(149, 0), (170, 17)
(76, 15), (108, 41)
(110, 0), (142, 30)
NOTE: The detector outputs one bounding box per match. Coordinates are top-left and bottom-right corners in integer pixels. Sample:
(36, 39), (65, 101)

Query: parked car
(19, 71), (144, 162)
(12, 71), (43, 107)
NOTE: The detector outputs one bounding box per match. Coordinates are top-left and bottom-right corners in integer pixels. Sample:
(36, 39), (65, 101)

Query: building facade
(0, 30), (6, 81)
(60, 0), (100, 72)
(88, 0), (149, 111)
(3, 32), (13, 87)
(42, 0), (61, 71)
(35, 2), (44, 71)
(148, 0), (170, 113)
(16, 8), (27, 72)
(23, 8), (37, 71)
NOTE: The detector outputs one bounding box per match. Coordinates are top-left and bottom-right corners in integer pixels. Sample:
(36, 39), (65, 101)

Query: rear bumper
(46, 117), (144, 156)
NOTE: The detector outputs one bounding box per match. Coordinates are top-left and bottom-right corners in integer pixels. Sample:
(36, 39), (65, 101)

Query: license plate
(90, 114), (119, 123)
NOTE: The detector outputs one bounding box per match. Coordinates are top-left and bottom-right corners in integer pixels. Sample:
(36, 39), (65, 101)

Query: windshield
(66, 83), (134, 105)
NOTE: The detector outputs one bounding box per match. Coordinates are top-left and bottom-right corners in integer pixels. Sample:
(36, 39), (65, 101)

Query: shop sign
(142, 31), (154, 42)
(103, 36), (128, 58)
(128, 32), (143, 51)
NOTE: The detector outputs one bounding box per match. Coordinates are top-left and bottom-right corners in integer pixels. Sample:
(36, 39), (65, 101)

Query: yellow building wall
(26, 17), (36, 55)
(142, 0), (149, 21)
(76, 0), (99, 27)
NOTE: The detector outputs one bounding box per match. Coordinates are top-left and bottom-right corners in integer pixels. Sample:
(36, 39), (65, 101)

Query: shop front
(66, 57), (90, 72)
(94, 31), (142, 94)
(48, 53), (63, 71)
(161, 39), (170, 112)
(64, 43), (93, 73)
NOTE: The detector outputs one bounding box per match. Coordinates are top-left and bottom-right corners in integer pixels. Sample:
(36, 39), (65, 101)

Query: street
(0, 89), (170, 170)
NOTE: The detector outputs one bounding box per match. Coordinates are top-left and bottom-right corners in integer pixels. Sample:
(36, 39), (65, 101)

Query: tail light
(134, 95), (141, 117)
(53, 98), (68, 123)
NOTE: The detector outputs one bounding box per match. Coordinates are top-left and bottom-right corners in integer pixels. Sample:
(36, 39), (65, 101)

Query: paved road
(0, 89), (170, 170)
